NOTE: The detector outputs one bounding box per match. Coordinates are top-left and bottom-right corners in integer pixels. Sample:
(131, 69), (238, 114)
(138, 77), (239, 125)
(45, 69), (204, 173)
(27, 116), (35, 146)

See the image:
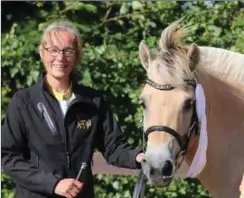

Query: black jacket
(1, 76), (141, 198)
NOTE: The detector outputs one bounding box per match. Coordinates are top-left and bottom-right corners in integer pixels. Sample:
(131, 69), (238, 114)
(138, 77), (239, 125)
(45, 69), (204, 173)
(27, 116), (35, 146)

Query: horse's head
(139, 21), (200, 186)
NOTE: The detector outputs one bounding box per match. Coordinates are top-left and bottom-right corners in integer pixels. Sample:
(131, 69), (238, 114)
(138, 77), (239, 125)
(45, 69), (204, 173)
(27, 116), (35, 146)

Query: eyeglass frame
(43, 46), (77, 58)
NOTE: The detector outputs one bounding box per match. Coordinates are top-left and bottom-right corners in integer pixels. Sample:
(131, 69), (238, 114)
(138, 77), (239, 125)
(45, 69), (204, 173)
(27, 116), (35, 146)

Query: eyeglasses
(43, 47), (76, 57)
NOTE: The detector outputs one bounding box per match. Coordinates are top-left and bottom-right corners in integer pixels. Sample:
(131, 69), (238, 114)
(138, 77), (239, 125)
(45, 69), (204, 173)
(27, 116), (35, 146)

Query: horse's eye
(140, 99), (146, 109)
(142, 103), (146, 109)
(183, 98), (194, 111)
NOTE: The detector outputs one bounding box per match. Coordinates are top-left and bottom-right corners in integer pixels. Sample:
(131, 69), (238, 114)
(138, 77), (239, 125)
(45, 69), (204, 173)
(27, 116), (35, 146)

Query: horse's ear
(187, 43), (200, 72)
(139, 40), (151, 71)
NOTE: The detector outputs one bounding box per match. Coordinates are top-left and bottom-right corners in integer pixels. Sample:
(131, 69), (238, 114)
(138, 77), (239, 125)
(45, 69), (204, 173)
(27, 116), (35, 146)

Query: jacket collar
(37, 71), (94, 105)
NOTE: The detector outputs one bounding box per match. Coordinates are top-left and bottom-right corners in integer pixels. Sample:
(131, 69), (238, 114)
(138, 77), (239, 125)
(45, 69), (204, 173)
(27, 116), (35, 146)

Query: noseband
(143, 78), (199, 166)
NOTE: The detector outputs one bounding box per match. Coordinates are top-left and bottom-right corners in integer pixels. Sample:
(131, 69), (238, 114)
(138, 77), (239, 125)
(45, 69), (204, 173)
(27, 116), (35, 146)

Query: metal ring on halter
(175, 150), (186, 169)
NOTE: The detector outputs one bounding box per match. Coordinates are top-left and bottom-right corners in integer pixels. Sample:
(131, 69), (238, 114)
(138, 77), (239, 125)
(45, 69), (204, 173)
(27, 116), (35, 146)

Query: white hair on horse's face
(142, 143), (176, 185)
(145, 143), (172, 168)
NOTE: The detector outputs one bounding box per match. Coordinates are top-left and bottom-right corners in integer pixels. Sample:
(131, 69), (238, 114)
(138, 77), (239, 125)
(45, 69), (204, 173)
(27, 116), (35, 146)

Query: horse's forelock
(149, 19), (194, 85)
(159, 19), (188, 53)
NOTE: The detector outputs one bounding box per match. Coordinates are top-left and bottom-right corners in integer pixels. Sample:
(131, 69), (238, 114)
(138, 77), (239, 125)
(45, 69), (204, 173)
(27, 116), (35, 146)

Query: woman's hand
(136, 153), (145, 163)
(54, 178), (83, 198)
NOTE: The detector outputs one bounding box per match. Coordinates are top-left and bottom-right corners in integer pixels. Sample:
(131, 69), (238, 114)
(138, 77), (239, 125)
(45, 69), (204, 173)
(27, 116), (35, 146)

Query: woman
(1, 20), (144, 198)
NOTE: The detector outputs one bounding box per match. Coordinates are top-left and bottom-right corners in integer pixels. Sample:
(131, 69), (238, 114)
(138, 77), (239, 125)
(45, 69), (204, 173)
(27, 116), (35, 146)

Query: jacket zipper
(62, 107), (71, 170)
(63, 99), (82, 171)
(37, 102), (57, 135)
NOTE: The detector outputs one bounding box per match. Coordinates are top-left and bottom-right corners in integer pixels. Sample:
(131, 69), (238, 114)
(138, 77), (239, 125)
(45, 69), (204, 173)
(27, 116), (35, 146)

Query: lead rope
(132, 116), (147, 198)
(132, 170), (147, 198)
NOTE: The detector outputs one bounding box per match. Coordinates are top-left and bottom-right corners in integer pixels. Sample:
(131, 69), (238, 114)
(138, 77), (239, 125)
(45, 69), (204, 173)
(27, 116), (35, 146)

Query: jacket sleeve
(96, 97), (142, 169)
(1, 93), (60, 196)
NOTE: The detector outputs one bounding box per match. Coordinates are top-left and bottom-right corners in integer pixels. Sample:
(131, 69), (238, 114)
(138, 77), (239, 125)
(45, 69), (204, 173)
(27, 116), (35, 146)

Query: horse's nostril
(161, 160), (173, 176)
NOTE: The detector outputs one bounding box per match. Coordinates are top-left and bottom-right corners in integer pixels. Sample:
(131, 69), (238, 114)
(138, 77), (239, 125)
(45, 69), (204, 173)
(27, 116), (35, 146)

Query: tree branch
(98, 13), (143, 27)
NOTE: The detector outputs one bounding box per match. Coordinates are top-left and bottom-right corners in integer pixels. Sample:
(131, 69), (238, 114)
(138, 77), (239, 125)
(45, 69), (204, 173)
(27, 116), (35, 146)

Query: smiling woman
(1, 20), (144, 198)
(39, 22), (81, 91)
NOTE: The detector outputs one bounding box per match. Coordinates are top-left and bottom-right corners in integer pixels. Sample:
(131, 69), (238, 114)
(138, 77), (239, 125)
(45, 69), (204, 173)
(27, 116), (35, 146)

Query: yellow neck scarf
(45, 78), (72, 101)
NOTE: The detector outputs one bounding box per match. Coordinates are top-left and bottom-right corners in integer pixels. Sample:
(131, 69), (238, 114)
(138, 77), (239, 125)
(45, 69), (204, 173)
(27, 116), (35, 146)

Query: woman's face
(40, 30), (78, 80)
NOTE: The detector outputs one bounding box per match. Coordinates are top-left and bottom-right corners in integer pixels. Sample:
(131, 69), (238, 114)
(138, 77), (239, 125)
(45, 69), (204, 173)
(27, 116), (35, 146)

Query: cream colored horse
(138, 20), (244, 198)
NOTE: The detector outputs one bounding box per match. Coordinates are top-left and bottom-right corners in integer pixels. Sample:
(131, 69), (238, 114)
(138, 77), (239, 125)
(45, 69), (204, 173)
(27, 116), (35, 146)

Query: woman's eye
(183, 98), (194, 111)
(48, 48), (58, 52)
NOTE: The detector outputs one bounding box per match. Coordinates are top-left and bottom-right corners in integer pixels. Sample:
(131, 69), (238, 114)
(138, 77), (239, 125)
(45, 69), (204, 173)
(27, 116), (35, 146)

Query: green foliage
(2, 1), (244, 197)
(94, 176), (210, 198)
(1, 173), (15, 198)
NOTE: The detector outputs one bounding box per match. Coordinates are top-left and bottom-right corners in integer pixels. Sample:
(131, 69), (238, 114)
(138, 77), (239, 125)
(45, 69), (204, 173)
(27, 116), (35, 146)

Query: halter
(132, 78), (199, 198)
(143, 78), (199, 167)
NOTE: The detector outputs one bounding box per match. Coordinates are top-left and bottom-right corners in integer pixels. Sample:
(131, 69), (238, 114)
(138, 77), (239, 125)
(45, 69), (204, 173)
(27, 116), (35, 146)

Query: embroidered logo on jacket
(77, 119), (91, 130)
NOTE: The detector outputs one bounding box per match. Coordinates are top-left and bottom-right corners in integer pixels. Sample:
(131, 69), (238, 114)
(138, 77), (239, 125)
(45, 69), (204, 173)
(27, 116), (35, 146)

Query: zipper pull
(37, 102), (44, 119)
(76, 162), (87, 180)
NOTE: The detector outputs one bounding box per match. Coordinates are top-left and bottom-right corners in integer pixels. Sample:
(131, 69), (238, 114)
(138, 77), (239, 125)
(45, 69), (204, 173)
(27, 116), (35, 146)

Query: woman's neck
(45, 74), (70, 93)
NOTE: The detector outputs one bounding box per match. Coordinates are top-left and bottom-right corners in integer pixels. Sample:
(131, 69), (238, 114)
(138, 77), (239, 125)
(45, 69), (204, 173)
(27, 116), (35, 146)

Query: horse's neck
(198, 46), (244, 86)
(199, 73), (244, 122)
(189, 73), (244, 197)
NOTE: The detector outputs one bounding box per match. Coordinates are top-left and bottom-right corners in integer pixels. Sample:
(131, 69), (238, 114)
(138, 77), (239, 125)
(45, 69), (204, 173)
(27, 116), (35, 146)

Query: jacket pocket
(37, 102), (57, 135)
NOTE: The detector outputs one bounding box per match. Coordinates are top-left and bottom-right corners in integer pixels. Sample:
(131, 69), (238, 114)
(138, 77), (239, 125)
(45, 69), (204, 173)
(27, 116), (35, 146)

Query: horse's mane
(197, 46), (244, 87)
(156, 20), (244, 97)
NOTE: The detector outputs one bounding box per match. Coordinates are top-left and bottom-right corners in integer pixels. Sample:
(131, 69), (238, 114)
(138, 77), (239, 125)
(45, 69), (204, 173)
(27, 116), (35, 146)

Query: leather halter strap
(144, 112), (198, 154)
(145, 126), (184, 149)
(146, 78), (196, 90)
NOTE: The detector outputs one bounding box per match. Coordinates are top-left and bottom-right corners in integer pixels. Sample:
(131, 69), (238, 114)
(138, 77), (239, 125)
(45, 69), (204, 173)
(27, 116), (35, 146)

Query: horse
(138, 20), (244, 198)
